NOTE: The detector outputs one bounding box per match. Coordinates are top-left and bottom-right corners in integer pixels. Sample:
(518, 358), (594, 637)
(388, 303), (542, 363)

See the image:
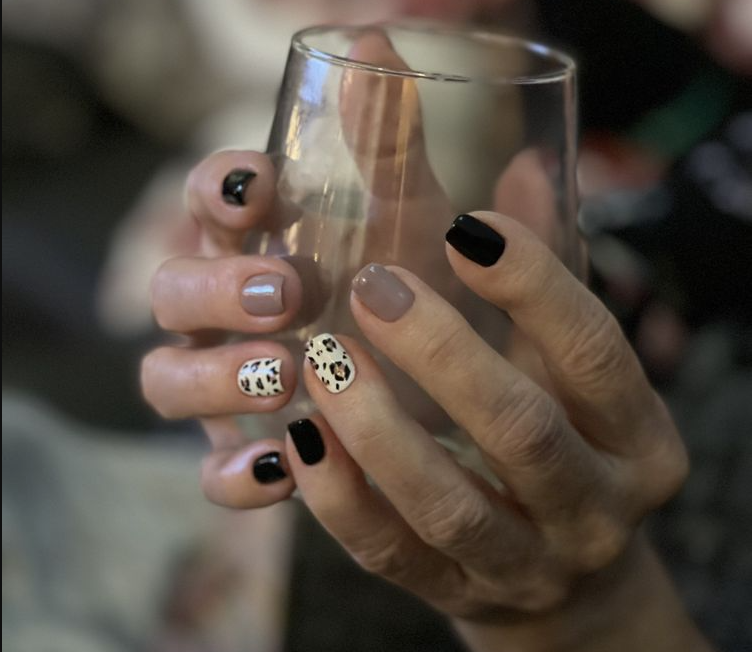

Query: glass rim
(291, 22), (576, 85)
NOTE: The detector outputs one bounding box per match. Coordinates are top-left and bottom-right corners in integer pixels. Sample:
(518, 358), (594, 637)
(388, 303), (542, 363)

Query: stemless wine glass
(244, 23), (579, 467)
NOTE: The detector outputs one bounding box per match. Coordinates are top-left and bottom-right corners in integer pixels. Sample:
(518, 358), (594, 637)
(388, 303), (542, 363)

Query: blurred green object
(629, 66), (736, 159)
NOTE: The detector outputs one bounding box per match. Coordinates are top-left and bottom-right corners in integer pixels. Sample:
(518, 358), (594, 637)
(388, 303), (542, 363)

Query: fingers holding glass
(294, 336), (626, 615)
(185, 149), (277, 256)
(141, 340), (296, 419)
(283, 413), (468, 611)
(200, 422), (295, 508)
(299, 335), (541, 573)
(443, 212), (685, 464)
(144, 149), (315, 510)
(349, 265), (615, 535)
(151, 255), (303, 334)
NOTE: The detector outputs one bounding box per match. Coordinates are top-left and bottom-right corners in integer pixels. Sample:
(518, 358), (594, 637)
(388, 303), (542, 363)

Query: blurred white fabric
(2, 392), (295, 651)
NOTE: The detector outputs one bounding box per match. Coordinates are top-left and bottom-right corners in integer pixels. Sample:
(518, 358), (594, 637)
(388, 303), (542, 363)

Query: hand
(141, 149), (303, 508)
(141, 31), (710, 650)
(139, 30), (474, 507)
(285, 211), (711, 651)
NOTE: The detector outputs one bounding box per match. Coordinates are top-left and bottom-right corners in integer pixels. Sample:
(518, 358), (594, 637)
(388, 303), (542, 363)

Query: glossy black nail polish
(253, 452), (287, 484)
(222, 169), (256, 206)
(445, 214), (506, 267)
(288, 419), (325, 465)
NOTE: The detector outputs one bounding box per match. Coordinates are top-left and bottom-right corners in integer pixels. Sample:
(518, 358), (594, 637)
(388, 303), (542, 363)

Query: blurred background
(2, 0), (751, 650)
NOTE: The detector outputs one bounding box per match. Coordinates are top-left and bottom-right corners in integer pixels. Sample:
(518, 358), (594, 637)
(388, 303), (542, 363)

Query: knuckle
(656, 440), (690, 503)
(350, 538), (411, 580)
(414, 487), (492, 553)
(572, 516), (630, 573)
(635, 395), (690, 508)
(140, 348), (171, 417)
(559, 309), (631, 389)
(511, 577), (569, 614)
(344, 420), (395, 461)
(500, 250), (555, 310)
(199, 456), (222, 504)
(140, 347), (193, 419)
(458, 570), (569, 617)
(486, 390), (565, 470)
(150, 260), (178, 330)
(417, 320), (467, 377)
(199, 457), (244, 509)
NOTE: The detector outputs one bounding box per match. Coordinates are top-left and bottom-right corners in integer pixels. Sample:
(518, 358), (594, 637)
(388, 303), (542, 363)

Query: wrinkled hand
(285, 210), (696, 650)
(140, 31), (708, 652)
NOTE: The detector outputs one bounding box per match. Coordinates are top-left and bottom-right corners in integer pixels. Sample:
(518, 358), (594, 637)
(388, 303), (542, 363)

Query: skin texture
(142, 175), (711, 649)
(142, 32), (713, 652)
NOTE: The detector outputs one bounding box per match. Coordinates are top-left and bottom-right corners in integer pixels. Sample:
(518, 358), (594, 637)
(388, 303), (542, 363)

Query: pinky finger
(285, 414), (464, 605)
(201, 423), (295, 508)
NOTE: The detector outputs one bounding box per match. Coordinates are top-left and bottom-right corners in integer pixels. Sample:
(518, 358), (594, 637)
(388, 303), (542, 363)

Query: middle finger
(151, 255), (302, 334)
(349, 264), (614, 527)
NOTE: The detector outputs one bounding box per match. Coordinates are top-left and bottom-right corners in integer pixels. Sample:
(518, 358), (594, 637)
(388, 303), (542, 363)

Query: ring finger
(141, 340), (296, 419)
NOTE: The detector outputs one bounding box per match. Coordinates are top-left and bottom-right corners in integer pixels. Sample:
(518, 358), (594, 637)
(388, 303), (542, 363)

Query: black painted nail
(445, 214), (506, 267)
(253, 452), (287, 484)
(222, 169), (256, 206)
(288, 419), (325, 465)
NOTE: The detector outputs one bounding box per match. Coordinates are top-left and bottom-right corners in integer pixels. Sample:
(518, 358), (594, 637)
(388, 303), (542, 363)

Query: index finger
(445, 211), (674, 456)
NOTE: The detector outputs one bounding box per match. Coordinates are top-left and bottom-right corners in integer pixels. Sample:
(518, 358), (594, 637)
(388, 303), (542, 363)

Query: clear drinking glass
(245, 23), (579, 465)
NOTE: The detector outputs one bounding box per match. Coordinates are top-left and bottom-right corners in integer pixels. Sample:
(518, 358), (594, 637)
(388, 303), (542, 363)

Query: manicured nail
(253, 452), (287, 484)
(241, 273), (285, 316)
(305, 334), (355, 394)
(445, 214), (505, 267)
(222, 169), (256, 206)
(237, 358), (284, 397)
(288, 419), (325, 465)
(351, 264), (414, 322)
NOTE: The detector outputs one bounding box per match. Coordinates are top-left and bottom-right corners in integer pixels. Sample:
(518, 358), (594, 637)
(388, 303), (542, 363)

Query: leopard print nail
(305, 334), (355, 394)
(238, 358), (284, 397)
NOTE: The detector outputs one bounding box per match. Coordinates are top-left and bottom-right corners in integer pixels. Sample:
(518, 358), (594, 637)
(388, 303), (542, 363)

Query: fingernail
(222, 169), (256, 206)
(351, 264), (414, 322)
(253, 452), (287, 484)
(241, 273), (285, 316)
(237, 358), (284, 397)
(288, 419), (325, 465)
(305, 334), (356, 394)
(445, 214), (505, 267)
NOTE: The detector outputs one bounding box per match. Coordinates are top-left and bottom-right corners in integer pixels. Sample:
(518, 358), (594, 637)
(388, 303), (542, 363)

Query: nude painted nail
(238, 358), (284, 397)
(305, 334), (356, 394)
(241, 274), (285, 316)
(351, 264), (414, 322)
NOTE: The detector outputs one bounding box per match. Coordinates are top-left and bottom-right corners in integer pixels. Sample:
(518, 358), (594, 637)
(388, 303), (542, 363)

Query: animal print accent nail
(305, 334), (355, 394)
(237, 358), (284, 397)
